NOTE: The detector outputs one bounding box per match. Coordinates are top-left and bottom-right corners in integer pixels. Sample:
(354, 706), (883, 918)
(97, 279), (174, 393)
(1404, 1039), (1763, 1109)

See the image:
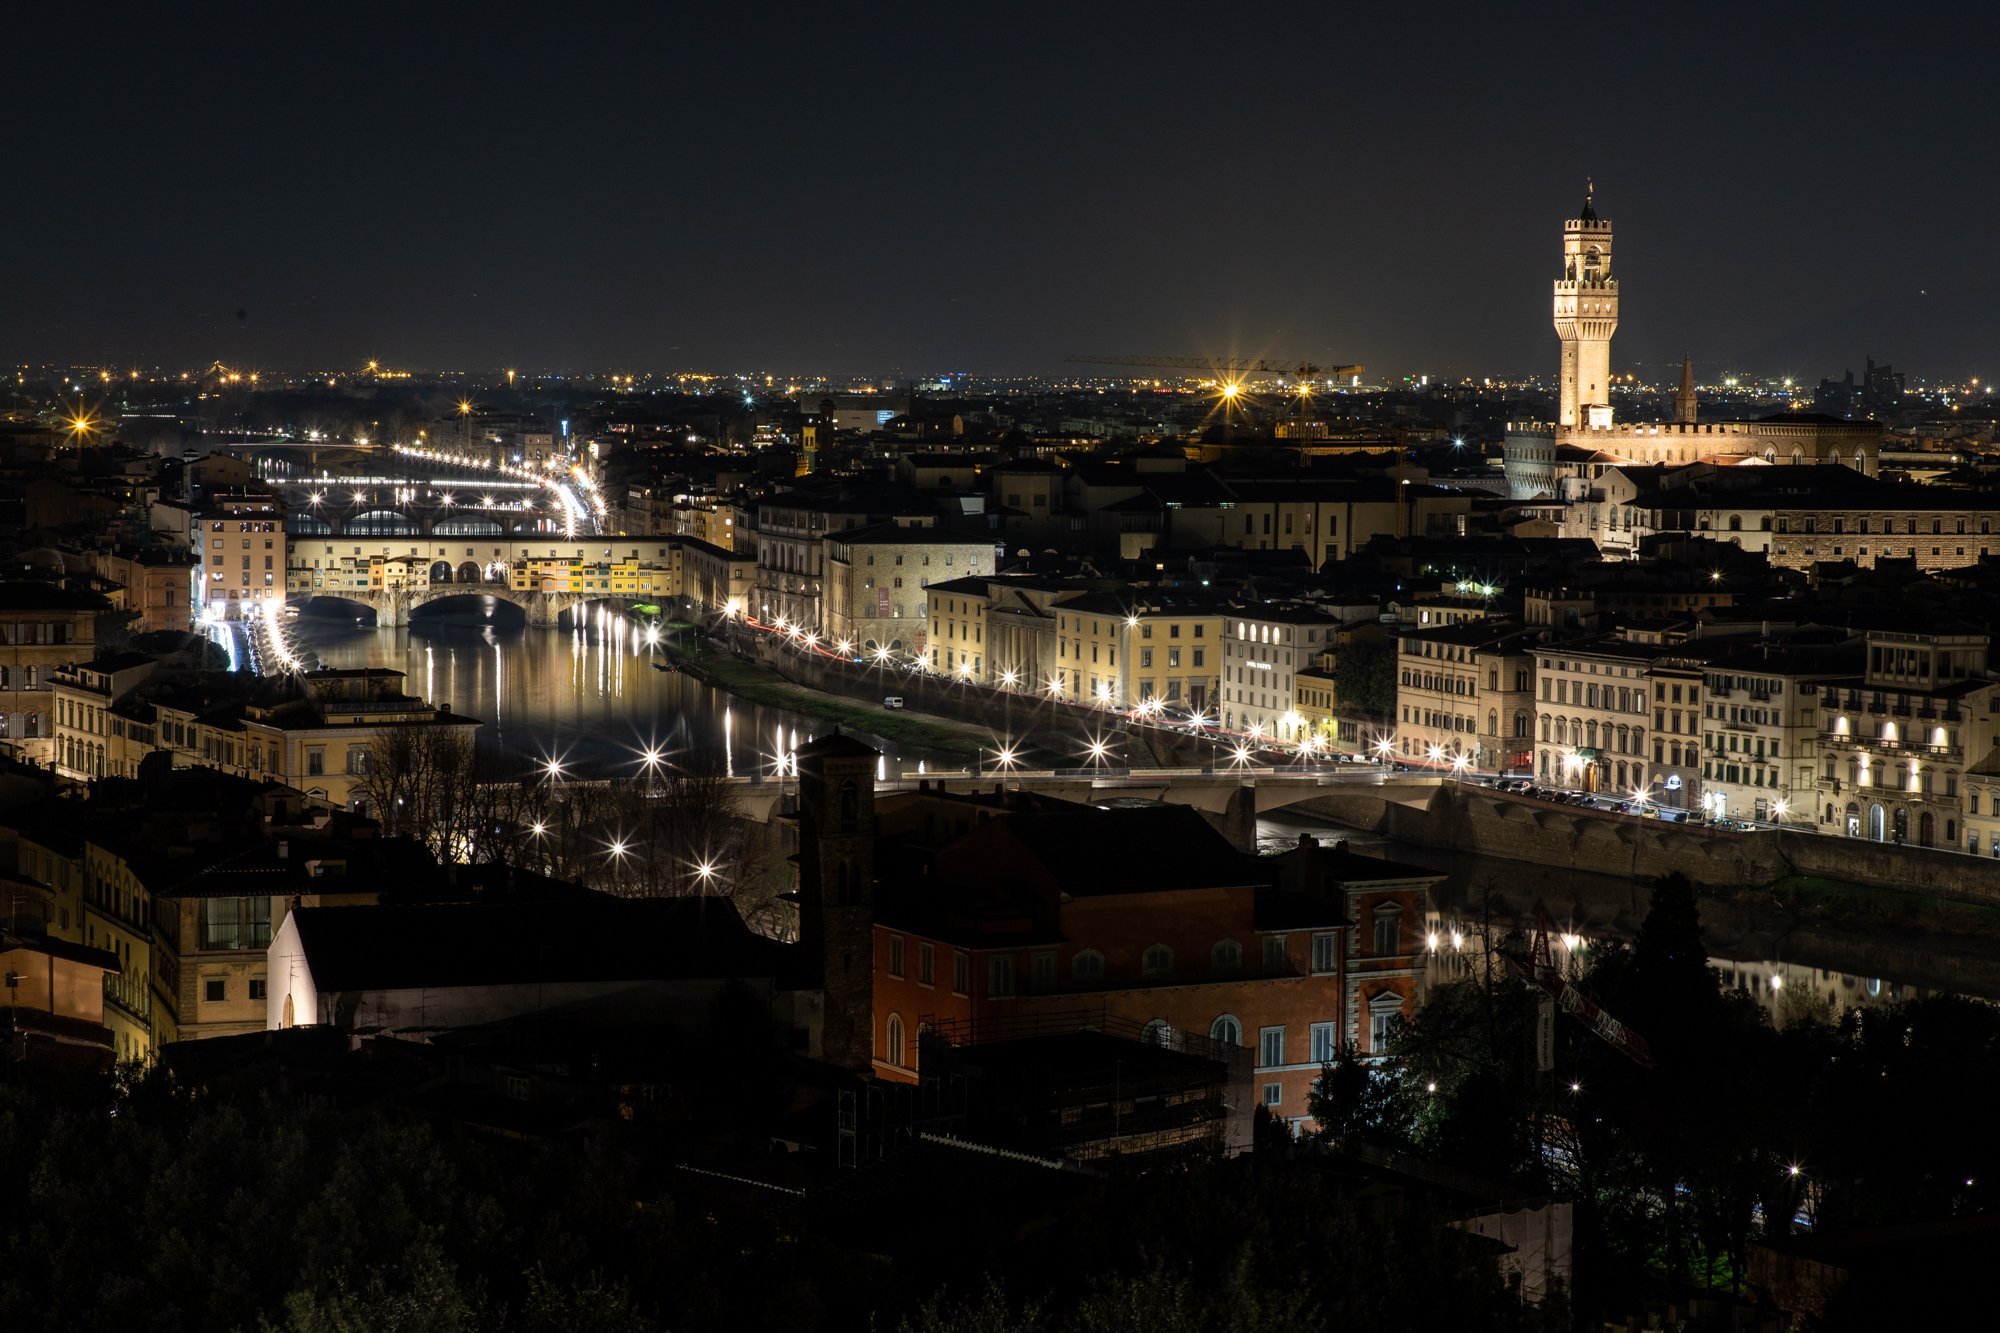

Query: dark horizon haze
(10, 1), (1997, 383)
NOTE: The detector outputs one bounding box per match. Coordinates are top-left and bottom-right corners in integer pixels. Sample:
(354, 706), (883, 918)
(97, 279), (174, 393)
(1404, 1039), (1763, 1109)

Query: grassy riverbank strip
(1761, 873), (2000, 940)
(662, 636), (989, 758)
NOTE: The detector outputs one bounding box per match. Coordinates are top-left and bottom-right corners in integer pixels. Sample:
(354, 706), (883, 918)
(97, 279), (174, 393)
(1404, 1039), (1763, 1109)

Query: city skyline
(10, 2), (1997, 379)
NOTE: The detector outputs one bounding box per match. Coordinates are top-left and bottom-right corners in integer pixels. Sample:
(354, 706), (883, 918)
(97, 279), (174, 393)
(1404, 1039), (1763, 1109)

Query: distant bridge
(717, 767), (1437, 851)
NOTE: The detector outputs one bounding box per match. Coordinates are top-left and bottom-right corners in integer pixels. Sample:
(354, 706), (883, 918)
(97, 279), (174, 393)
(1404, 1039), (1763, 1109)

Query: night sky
(12, 2), (1997, 381)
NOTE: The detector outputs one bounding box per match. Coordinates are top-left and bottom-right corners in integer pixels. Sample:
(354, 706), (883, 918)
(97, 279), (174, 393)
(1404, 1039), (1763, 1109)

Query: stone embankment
(1292, 782), (2000, 908)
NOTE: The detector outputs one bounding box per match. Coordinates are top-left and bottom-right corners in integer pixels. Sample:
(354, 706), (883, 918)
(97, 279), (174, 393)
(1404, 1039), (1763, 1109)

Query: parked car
(882, 696), (905, 709)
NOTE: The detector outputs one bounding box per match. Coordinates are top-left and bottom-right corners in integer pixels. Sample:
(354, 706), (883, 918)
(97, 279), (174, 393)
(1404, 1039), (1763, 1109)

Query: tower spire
(1581, 176), (1597, 222)
(1675, 353), (1698, 424)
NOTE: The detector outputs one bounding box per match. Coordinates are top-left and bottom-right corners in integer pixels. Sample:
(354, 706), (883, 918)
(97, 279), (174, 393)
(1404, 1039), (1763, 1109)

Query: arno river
(289, 604), (1993, 1016)
(289, 603), (923, 781)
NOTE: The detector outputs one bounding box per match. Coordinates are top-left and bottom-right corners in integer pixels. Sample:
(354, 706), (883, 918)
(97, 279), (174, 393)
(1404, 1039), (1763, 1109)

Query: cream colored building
(56, 663), (479, 812)
(926, 576), (991, 679)
(1532, 637), (1686, 802)
(1393, 622), (1537, 774)
(1961, 748), (2000, 860)
(0, 583), (106, 765)
(50, 652), (160, 781)
(1220, 606), (1343, 743)
(1557, 464), (2000, 570)
(1697, 643), (1859, 825)
(822, 521), (994, 659)
(1048, 591), (1223, 710)
(1813, 630), (1997, 849)
(197, 489), (287, 619)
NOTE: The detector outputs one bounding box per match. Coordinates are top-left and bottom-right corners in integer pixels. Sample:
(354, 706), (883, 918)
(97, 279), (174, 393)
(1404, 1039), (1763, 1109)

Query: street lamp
(636, 744), (665, 783)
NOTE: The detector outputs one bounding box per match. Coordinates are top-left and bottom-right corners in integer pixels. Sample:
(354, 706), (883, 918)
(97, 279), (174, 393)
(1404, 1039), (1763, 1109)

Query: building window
(1373, 909), (1401, 956)
(1263, 934), (1286, 970)
(1210, 1014), (1242, 1046)
(953, 951), (970, 996)
(204, 979), (226, 1003)
(201, 896), (272, 951)
(1030, 951), (1057, 993)
(1310, 1021), (1339, 1065)
(918, 942), (934, 986)
(883, 1013), (904, 1068)
(1262, 1082), (1283, 1107)
(1141, 944), (1174, 975)
(1310, 932), (1338, 974)
(1368, 996), (1403, 1052)
(1259, 1026), (1285, 1068)
(1073, 949), (1105, 981)
(986, 955), (1016, 998)
(888, 935), (904, 977)
(1210, 939), (1241, 970)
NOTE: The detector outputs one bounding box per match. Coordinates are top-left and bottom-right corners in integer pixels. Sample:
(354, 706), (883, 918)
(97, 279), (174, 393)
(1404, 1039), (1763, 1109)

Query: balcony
(1822, 733), (1961, 761)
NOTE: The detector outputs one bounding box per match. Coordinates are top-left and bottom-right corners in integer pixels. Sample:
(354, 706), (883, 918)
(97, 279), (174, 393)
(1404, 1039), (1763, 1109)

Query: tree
(357, 727), (485, 864)
(1333, 638), (1396, 718)
(1306, 1040), (1412, 1148)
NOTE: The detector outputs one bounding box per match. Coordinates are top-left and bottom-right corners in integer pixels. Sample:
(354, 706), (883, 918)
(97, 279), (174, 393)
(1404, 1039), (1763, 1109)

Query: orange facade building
(856, 789), (1439, 1130)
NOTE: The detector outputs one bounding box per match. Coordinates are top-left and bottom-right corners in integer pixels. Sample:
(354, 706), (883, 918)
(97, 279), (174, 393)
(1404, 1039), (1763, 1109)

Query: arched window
(1210, 1015), (1242, 1046)
(1142, 1018), (1173, 1047)
(1210, 939), (1241, 970)
(1487, 709), (1498, 735)
(1141, 944), (1174, 976)
(1515, 712), (1529, 738)
(1072, 949), (1105, 981)
(883, 1013), (904, 1068)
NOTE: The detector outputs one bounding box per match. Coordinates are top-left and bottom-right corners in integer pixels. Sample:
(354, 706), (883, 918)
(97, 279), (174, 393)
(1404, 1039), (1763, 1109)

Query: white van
(882, 696), (905, 710)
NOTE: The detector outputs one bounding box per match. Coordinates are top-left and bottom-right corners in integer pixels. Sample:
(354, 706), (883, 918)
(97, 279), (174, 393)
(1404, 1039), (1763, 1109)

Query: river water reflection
(1256, 809), (1992, 1017)
(290, 605), (930, 780)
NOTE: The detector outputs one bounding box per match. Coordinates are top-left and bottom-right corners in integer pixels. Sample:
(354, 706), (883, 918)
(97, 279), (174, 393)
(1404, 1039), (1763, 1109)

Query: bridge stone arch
(295, 594), (381, 626)
(331, 585), (589, 628)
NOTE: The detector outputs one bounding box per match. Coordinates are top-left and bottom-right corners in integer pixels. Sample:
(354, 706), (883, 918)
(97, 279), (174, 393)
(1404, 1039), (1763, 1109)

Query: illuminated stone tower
(1553, 179), (1618, 429)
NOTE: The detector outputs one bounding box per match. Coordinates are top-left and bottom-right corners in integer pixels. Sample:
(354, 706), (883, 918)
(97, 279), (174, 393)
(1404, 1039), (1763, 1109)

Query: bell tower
(795, 731), (879, 1074)
(1553, 179), (1618, 429)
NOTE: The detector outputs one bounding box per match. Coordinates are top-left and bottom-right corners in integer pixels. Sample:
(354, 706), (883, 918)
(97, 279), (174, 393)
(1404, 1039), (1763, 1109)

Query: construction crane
(1502, 909), (1656, 1068)
(1066, 354), (1364, 384)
